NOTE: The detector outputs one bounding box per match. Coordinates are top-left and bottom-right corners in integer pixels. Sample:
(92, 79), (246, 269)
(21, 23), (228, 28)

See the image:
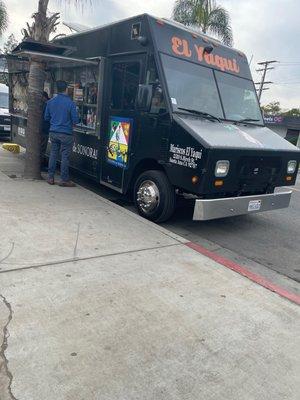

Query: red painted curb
(186, 241), (300, 306)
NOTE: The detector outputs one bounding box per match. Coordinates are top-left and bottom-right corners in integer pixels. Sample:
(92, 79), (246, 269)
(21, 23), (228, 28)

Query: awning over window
(12, 38), (75, 56)
(8, 38), (99, 73)
(6, 51), (99, 74)
(12, 50), (99, 67)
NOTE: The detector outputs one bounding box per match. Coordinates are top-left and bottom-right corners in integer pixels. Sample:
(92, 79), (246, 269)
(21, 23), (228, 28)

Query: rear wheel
(134, 170), (176, 223)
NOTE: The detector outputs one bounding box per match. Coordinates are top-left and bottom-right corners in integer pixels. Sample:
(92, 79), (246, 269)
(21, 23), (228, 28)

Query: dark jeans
(48, 132), (73, 182)
(41, 134), (49, 155)
(40, 134), (49, 167)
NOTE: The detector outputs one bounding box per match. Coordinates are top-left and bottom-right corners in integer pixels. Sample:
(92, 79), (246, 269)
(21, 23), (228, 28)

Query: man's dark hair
(56, 80), (68, 93)
(42, 91), (49, 100)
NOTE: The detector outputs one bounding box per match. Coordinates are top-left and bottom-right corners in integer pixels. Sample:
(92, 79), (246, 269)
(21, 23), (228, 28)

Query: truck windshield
(215, 71), (263, 124)
(161, 54), (223, 119)
(0, 92), (8, 109)
(161, 54), (263, 125)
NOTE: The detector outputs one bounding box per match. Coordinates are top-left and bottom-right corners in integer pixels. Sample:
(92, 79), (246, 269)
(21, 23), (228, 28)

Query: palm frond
(55, 0), (93, 12)
(172, 0), (233, 45)
(208, 6), (233, 46)
(173, 0), (199, 26)
(0, 0), (8, 36)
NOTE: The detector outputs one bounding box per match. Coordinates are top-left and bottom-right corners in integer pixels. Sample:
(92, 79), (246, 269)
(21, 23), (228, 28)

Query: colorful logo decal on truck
(107, 116), (132, 168)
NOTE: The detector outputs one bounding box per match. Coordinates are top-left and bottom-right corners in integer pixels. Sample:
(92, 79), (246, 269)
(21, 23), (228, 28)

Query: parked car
(0, 83), (11, 138)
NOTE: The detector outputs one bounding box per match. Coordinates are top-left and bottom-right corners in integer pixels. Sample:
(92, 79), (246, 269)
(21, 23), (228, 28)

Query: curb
(186, 241), (300, 306)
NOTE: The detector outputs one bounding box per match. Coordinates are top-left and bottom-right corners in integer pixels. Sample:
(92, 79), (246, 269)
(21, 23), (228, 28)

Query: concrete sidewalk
(0, 147), (299, 400)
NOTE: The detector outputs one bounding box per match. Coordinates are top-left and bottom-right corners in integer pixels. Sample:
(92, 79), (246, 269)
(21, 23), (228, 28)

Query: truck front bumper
(193, 190), (293, 221)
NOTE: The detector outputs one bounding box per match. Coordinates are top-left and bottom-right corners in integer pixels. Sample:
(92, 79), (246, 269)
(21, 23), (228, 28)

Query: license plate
(4, 126), (10, 131)
(248, 199), (261, 212)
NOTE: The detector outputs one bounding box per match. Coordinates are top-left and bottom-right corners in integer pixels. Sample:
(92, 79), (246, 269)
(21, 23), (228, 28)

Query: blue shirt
(44, 93), (79, 135)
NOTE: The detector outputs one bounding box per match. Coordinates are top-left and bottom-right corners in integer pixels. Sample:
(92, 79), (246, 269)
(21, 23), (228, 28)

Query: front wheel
(134, 170), (176, 223)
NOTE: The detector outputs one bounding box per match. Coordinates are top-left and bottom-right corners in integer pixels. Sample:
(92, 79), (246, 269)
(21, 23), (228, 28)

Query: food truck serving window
(10, 59), (101, 135)
(54, 64), (99, 135)
(161, 53), (223, 118)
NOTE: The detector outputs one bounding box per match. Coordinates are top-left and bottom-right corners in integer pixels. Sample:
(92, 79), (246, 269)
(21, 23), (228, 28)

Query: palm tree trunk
(24, 59), (45, 179)
(24, 0), (49, 179)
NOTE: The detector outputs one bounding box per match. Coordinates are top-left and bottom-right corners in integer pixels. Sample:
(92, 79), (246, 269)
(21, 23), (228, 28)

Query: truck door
(100, 55), (145, 192)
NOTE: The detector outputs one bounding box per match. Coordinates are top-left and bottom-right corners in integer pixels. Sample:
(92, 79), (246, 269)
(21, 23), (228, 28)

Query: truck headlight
(215, 160), (230, 177)
(287, 160), (297, 174)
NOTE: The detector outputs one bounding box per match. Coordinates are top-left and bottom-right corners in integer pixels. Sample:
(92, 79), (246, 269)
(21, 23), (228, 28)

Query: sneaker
(58, 181), (76, 187)
(47, 178), (54, 185)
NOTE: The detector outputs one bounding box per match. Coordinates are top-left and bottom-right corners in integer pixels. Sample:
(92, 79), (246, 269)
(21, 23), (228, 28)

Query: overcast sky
(2, 0), (300, 108)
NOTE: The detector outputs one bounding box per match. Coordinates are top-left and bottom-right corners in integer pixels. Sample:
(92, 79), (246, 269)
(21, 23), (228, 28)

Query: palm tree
(0, 1), (8, 36)
(173, 0), (233, 46)
(23, 0), (89, 179)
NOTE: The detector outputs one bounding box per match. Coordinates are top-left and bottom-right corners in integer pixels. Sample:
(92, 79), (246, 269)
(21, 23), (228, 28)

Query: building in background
(264, 115), (300, 148)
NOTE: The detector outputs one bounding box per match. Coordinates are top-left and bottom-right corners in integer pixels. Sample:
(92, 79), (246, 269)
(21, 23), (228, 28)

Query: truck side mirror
(136, 84), (153, 112)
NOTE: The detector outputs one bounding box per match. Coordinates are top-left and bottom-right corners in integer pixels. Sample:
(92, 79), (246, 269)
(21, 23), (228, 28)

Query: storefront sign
(264, 115), (284, 124)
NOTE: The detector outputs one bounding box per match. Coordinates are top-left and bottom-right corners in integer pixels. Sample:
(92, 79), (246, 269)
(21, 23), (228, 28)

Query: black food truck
(8, 14), (300, 222)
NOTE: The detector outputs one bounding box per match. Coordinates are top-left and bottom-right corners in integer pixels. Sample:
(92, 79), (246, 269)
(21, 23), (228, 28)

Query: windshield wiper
(177, 107), (221, 123)
(236, 118), (260, 124)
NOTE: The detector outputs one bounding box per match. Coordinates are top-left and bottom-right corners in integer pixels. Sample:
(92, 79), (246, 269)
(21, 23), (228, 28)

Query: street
(73, 171), (300, 285)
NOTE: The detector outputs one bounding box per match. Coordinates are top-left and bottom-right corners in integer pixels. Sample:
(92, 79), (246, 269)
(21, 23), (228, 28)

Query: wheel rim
(137, 180), (160, 214)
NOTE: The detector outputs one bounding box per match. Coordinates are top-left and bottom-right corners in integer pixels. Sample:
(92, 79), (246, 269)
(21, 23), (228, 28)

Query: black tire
(134, 170), (176, 223)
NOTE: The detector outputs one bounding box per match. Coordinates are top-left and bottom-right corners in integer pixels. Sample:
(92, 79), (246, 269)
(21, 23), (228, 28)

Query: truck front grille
(237, 156), (281, 192)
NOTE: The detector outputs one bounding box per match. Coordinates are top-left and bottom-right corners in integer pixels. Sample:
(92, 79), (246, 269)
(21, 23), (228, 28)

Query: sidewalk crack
(0, 242), (15, 265)
(0, 294), (18, 400)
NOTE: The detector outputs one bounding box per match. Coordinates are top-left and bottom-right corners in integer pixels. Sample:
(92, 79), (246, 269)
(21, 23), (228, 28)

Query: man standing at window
(45, 80), (79, 186)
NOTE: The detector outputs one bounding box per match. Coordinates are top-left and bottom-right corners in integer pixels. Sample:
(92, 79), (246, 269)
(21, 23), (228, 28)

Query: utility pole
(255, 60), (277, 102)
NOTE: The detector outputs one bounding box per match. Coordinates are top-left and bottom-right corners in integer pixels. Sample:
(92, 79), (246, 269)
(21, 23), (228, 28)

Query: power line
(256, 60), (278, 102)
(278, 61), (300, 64)
(276, 64), (300, 67)
(273, 82), (300, 85)
(255, 81), (273, 85)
